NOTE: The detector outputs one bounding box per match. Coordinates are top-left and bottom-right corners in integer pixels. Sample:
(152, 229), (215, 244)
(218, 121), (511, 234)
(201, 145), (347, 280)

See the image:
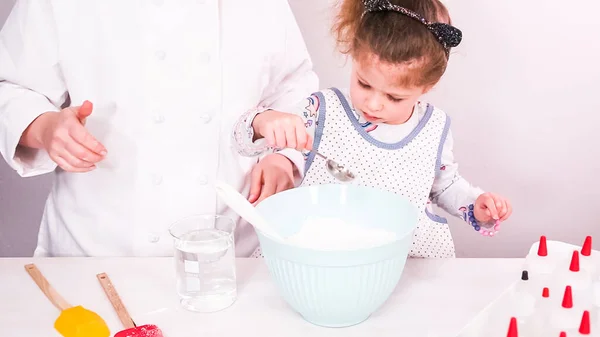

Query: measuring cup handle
(24, 263), (72, 311)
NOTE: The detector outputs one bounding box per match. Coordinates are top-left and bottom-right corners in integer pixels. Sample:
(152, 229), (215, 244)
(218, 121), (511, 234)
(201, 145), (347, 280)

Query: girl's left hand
(474, 192), (512, 223)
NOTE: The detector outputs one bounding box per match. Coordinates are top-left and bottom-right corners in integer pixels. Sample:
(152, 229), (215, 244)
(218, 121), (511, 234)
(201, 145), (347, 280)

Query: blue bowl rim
(254, 184), (419, 252)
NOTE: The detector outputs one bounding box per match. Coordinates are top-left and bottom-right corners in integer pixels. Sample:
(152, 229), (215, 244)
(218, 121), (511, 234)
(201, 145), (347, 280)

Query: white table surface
(1, 257), (525, 337)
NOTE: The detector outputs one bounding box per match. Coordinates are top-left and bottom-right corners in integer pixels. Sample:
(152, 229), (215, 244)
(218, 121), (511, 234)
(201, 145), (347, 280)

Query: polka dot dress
(250, 246), (263, 258)
(300, 88), (456, 258)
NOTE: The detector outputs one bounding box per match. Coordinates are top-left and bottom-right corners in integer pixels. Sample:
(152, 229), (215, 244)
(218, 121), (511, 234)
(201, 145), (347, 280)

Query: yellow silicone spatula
(25, 263), (110, 337)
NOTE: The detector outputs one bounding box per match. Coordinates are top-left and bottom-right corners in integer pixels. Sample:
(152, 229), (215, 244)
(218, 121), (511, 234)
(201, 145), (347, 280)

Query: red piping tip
(507, 317), (518, 337)
(537, 236), (548, 256)
(569, 250), (580, 272)
(542, 287), (549, 298)
(582, 236), (592, 257)
(579, 310), (591, 335)
(562, 286), (573, 308)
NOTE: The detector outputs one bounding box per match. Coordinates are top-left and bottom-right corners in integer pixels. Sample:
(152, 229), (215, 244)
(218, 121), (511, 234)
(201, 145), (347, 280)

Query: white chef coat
(0, 0), (318, 257)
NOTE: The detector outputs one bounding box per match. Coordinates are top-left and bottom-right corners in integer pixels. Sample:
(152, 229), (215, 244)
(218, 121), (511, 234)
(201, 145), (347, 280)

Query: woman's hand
(248, 153), (296, 204)
(20, 100), (107, 172)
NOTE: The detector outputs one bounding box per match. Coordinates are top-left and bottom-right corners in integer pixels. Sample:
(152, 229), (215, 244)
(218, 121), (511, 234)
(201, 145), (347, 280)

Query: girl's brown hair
(332, 0), (452, 88)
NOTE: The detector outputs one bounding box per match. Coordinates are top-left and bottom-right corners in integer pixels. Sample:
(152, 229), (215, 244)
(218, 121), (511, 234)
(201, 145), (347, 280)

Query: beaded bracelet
(465, 204), (501, 237)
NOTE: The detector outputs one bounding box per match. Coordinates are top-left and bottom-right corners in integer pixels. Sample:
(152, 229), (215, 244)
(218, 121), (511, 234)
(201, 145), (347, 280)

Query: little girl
(233, 0), (512, 258)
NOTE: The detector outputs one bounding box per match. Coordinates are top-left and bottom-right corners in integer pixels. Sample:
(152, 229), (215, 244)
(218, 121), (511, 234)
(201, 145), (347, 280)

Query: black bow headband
(362, 0), (462, 55)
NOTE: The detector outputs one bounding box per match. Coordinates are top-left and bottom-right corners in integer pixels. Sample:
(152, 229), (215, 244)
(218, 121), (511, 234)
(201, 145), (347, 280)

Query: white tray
(455, 239), (598, 337)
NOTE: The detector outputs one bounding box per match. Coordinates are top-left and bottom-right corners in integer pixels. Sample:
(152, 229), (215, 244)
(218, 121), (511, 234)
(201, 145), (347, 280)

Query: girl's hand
(474, 192), (512, 223)
(252, 110), (313, 151)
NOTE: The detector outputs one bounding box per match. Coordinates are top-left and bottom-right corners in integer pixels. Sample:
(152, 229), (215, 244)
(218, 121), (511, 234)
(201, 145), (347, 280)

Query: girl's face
(349, 55), (431, 125)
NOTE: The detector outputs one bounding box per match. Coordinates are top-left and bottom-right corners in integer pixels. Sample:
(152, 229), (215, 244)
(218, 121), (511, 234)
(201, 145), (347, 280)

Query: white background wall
(1, 0), (599, 257)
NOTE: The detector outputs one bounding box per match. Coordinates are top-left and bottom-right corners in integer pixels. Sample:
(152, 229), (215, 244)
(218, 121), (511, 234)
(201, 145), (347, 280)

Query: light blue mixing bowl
(254, 184), (419, 328)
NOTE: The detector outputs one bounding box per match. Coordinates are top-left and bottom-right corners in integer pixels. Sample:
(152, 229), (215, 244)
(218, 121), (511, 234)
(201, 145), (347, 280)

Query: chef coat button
(152, 174), (163, 185)
(154, 113), (165, 123)
(155, 50), (166, 61)
(199, 114), (212, 124)
(148, 233), (160, 243)
(199, 52), (211, 64)
(198, 175), (208, 185)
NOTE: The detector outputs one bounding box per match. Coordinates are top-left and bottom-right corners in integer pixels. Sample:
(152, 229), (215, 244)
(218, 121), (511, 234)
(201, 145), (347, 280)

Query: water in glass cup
(170, 215), (236, 312)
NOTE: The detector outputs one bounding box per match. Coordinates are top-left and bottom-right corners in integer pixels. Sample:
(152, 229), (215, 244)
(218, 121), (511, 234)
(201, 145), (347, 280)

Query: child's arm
(430, 130), (512, 226)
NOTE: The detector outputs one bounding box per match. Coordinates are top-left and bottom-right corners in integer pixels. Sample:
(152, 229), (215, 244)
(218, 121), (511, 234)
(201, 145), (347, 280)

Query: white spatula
(215, 180), (285, 242)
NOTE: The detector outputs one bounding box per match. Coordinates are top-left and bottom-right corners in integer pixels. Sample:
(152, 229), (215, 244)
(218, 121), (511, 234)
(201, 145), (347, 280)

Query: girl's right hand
(251, 110), (313, 151)
(25, 100), (107, 172)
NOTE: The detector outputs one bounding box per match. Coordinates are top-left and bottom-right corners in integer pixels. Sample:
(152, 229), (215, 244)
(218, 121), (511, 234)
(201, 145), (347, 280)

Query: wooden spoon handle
(96, 273), (136, 329)
(24, 263), (72, 311)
